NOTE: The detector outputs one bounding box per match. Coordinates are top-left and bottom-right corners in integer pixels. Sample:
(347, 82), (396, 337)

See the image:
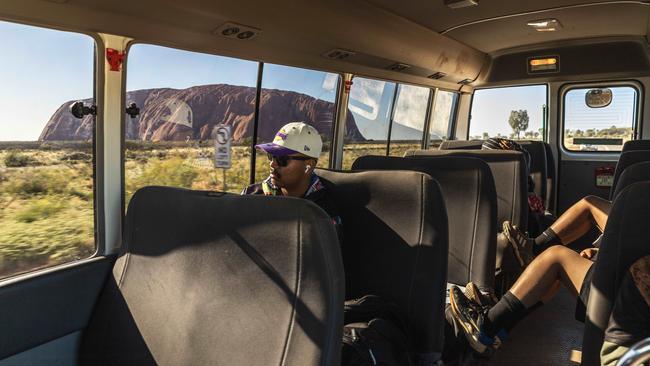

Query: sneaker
(464, 282), (497, 307)
(502, 221), (534, 267)
(449, 285), (498, 355)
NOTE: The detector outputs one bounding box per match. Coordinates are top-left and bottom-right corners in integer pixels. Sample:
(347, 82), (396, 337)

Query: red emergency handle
(106, 48), (125, 72)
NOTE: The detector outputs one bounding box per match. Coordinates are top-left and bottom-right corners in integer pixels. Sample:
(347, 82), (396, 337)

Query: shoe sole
(449, 289), (488, 354)
(464, 282), (486, 307)
(503, 222), (526, 268)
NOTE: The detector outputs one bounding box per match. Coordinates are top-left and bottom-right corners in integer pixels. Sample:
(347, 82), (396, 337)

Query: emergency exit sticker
(595, 166), (615, 188)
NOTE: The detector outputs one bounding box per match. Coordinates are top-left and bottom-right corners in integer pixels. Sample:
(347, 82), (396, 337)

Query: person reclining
(241, 122), (342, 231)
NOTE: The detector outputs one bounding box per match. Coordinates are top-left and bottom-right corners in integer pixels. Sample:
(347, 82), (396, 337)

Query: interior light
(527, 18), (562, 32)
(528, 56), (560, 73)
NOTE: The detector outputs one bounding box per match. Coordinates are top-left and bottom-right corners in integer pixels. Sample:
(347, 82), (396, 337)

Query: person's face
(268, 153), (315, 188)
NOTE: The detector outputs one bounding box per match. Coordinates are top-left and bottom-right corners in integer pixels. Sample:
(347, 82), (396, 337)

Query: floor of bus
(487, 287), (583, 365)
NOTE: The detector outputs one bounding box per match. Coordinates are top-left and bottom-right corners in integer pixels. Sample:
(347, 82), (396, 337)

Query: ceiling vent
(213, 22), (261, 40)
(444, 0), (478, 9)
(427, 72), (447, 80)
(458, 78), (473, 85)
(322, 49), (356, 60)
(387, 63), (411, 72)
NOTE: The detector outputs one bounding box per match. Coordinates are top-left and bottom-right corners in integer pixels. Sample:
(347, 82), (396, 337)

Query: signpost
(214, 125), (232, 191)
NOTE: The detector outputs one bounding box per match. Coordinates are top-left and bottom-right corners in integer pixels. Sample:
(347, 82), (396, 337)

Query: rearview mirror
(585, 88), (612, 108)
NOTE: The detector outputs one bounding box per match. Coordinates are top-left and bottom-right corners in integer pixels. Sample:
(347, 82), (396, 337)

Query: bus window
(0, 21), (96, 279)
(563, 86), (638, 152)
(341, 77), (397, 169)
(388, 84), (430, 157)
(469, 85), (547, 141)
(254, 64), (339, 182)
(124, 44), (258, 200)
(429, 90), (458, 145)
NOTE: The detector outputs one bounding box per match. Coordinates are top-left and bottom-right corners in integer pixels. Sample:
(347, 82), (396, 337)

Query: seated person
(448, 242), (600, 355)
(241, 122), (341, 230)
(601, 255), (650, 365)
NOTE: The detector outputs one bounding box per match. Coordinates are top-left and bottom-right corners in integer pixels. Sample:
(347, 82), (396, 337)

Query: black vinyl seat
(542, 142), (557, 213)
(581, 181), (650, 366)
(610, 150), (650, 199)
(79, 186), (345, 366)
(351, 155), (497, 292)
(315, 169), (449, 359)
(611, 161), (650, 200)
(621, 139), (650, 152)
(405, 149), (529, 293)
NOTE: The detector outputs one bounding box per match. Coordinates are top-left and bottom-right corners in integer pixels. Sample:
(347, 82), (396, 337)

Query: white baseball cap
(255, 122), (323, 159)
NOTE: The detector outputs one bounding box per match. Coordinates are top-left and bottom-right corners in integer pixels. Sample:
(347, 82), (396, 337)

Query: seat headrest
(612, 161), (650, 200)
(622, 139), (650, 152)
(611, 150), (650, 197)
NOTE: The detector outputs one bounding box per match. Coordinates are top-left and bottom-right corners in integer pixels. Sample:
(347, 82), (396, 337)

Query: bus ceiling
(2, 0), (650, 88)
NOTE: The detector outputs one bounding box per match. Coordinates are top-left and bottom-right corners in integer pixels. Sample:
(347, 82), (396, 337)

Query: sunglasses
(266, 153), (312, 167)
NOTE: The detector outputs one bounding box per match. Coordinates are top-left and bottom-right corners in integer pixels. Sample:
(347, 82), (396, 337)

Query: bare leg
(509, 245), (594, 307)
(550, 195), (611, 245)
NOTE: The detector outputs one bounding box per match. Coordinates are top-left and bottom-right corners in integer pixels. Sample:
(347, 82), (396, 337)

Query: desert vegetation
(2, 140), (410, 279)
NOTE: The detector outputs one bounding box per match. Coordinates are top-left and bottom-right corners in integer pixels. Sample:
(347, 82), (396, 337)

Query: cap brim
(255, 143), (300, 156)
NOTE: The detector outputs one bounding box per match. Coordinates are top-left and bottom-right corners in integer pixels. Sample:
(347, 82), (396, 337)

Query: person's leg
(504, 196), (611, 266)
(547, 195), (611, 245)
(450, 245), (593, 352)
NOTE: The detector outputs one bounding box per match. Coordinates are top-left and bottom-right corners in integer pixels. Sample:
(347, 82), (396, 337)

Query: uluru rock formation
(39, 84), (364, 143)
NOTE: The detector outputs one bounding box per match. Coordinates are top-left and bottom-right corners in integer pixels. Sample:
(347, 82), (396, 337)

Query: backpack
(341, 295), (412, 366)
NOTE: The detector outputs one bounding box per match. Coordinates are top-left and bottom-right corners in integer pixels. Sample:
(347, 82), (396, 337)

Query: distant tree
(575, 129), (583, 136)
(586, 129), (595, 137)
(482, 132), (489, 140)
(508, 110), (529, 139)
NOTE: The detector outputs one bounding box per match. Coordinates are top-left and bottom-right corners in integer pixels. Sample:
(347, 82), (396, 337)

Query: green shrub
(4, 168), (70, 197)
(4, 151), (33, 167)
(127, 157), (198, 196)
(16, 197), (66, 223)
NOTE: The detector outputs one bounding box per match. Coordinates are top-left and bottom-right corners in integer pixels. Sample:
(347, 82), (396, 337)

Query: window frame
(467, 83), (549, 141)
(0, 20), (102, 281)
(559, 80), (642, 154)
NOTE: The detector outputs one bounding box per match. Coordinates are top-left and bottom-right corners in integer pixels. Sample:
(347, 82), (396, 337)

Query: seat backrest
(438, 139), (484, 150)
(612, 161), (650, 200)
(79, 186), (344, 366)
(519, 140), (548, 203)
(581, 181), (650, 366)
(622, 139), (650, 152)
(611, 150), (650, 198)
(351, 155), (497, 291)
(315, 169), (448, 356)
(406, 149), (528, 231)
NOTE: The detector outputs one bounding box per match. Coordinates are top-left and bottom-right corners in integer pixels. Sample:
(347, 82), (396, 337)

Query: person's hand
(580, 247), (599, 259)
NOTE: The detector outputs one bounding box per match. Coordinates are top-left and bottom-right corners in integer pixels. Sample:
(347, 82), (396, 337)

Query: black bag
(341, 295), (412, 366)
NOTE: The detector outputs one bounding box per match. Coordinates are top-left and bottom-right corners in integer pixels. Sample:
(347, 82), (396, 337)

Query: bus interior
(1, 0), (650, 365)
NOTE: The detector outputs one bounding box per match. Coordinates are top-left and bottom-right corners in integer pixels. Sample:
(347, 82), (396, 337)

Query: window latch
(126, 103), (140, 118)
(69, 101), (97, 118)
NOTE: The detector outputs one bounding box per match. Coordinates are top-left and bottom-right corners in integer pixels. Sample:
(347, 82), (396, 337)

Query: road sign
(214, 125), (232, 169)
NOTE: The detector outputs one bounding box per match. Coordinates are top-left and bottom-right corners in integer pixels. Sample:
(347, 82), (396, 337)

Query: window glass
(0, 21), (95, 279)
(254, 64), (339, 183)
(563, 86), (637, 152)
(429, 90), (458, 145)
(342, 77), (397, 169)
(388, 84), (429, 157)
(125, 44), (258, 201)
(470, 85), (547, 141)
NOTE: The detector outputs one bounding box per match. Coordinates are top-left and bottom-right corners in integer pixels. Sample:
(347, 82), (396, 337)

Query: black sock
(534, 227), (562, 247)
(482, 292), (527, 337)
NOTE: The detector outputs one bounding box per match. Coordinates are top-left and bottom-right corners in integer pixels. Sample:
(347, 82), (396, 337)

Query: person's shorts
(575, 263), (595, 322)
